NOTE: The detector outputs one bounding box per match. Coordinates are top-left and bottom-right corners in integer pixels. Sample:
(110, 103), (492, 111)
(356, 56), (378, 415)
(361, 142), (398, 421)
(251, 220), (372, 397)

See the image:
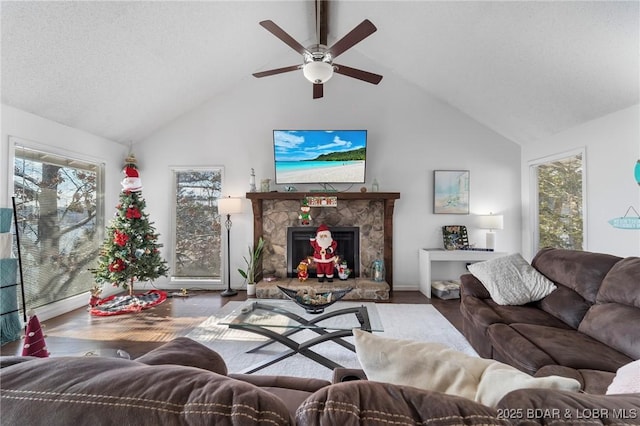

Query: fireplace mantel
(246, 191), (400, 290)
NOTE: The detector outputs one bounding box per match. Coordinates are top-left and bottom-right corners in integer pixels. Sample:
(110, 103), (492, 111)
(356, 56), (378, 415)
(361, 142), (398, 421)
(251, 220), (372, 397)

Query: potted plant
(238, 237), (264, 296)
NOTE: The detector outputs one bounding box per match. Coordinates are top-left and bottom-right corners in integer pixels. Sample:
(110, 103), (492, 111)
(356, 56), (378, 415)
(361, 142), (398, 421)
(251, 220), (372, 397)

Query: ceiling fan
(252, 1), (383, 99)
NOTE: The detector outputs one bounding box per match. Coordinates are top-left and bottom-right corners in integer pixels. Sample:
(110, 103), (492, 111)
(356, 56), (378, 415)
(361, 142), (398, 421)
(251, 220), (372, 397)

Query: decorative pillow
(606, 360), (640, 395)
(467, 253), (557, 305)
(353, 329), (580, 407)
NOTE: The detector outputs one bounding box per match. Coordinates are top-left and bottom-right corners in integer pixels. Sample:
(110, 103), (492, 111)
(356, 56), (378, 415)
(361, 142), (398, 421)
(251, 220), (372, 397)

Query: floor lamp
(477, 213), (504, 251)
(218, 196), (243, 297)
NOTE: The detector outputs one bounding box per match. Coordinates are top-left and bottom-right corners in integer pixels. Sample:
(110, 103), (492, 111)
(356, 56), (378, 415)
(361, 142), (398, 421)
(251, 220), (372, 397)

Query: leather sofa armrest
(332, 368), (368, 383)
(0, 356), (38, 368)
(229, 373), (330, 393)
(460, 273), (491, 299)
(134, 337), (228, 375)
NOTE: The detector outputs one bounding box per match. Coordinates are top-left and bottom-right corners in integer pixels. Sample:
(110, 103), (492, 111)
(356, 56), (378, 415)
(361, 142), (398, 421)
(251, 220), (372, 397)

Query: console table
(418, 249), (508, 298)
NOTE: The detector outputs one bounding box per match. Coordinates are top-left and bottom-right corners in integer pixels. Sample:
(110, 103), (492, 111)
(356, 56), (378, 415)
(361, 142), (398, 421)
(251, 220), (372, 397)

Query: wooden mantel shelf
(246, 191), (401, 291)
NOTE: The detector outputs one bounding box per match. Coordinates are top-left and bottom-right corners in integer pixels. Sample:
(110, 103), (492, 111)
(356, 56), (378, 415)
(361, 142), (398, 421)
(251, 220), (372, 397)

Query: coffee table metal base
(228, 302), (372, 374)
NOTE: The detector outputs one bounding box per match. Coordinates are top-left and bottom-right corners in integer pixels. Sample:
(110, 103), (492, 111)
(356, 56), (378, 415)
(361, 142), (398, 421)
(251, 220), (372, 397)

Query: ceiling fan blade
(317, 0), (329, 46)
(253, 65), (301, 78)
(313, 83), (324, 99)
(328, 19), (377, 59)
(334, 63), (383, 85)
(259, 20), (309, 55)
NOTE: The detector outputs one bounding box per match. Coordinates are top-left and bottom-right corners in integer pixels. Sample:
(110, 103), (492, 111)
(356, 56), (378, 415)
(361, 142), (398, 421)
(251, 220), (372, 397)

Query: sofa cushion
(535, 365), (616, 395)
(297, 380), (508, 426)
(0, 356), (292, 425)
(482, 299), (573, 329)
(535, 284), (592, 328)
(353, 329), (579, 407)
(606, 360), (640, 395)
(487, 323), (557, 374)
(509, 323), (633, 372)
(579, 303), (640, 360)
(134, 336), (228, 375)
(531, 248), (622, 304)
(467, 253), (557, 305)
(596, 257), (640, 307)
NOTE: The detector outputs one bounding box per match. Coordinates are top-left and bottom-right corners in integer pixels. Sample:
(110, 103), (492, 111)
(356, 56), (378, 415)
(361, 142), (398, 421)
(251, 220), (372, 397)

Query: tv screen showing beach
(273, 130), (367, 184)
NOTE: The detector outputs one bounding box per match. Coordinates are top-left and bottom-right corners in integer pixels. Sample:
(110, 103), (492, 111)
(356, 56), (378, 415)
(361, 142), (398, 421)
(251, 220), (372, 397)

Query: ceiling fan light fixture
(303, 61), (334, 84)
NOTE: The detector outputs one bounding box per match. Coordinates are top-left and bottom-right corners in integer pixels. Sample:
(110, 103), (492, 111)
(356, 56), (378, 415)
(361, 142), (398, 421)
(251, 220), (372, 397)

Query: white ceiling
(2, 1), (638, 146)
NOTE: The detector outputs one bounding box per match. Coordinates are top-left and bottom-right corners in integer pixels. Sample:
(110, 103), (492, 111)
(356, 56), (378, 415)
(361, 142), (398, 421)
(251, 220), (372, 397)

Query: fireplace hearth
(287, 226), (360, 278)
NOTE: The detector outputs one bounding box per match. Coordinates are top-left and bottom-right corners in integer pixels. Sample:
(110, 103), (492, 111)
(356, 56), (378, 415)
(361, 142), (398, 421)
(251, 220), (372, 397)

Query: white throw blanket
(353, 329), (581, 407)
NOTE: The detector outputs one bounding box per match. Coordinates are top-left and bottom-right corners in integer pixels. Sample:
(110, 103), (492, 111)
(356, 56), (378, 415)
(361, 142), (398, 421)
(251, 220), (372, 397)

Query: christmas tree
(91, 155), (168, 295)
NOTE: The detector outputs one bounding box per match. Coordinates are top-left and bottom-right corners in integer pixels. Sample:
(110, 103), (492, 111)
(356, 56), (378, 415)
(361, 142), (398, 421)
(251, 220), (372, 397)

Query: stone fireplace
(245, 192), (400, 300)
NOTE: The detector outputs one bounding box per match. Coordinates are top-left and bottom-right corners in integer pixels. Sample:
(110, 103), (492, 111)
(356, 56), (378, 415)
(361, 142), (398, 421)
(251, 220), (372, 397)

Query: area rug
(89, 290), (167, 316)
(186, 301), (477, 381)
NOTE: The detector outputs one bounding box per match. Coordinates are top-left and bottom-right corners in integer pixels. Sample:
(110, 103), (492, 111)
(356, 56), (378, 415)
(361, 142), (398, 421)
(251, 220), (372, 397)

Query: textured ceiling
(2, 1), (638, 145)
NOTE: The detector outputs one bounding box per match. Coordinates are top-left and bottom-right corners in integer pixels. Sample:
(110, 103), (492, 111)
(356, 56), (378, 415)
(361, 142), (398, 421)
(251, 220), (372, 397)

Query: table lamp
(218, 196), (244, 297)
(477, 213), (504, 251)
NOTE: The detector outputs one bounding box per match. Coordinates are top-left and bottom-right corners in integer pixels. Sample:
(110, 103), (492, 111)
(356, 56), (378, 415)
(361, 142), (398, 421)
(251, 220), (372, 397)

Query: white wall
(521, 104), (640, 259)
(0, 105), (127, 320)
(136, 68), (522, 291)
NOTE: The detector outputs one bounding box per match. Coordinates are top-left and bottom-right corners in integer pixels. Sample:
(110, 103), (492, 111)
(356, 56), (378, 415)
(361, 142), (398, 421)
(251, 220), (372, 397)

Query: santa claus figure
(121, 165), (143, 192)
(310, 224), (337, 282)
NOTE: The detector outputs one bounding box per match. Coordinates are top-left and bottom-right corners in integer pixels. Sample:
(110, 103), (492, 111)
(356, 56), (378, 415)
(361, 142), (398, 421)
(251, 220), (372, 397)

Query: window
(171, 168), (223, 280)
(12, 138), (105, 310)
(530, 150), (585, 253)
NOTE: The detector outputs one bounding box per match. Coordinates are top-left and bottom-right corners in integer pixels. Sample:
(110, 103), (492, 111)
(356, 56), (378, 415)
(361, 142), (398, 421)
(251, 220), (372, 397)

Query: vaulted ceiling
(2, 1), (638, 146)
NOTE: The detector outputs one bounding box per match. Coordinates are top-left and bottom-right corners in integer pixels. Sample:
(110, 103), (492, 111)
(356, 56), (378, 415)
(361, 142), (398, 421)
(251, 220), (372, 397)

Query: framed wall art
(433, 170), (470, 214)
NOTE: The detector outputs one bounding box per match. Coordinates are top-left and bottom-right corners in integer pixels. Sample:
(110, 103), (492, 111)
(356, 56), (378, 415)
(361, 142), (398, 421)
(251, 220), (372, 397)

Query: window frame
(528, 147), (587, 254)
(10, 135), (106, 310)
(169, 166), (224, 284)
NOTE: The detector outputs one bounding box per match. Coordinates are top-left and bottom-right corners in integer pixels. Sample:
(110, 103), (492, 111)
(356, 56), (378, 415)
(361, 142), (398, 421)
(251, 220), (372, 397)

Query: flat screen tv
(273, 130), (367, 184)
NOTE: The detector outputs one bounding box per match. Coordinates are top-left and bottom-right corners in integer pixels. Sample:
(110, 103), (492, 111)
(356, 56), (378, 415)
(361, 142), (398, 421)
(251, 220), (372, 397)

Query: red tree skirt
(90, 290), (167, 316)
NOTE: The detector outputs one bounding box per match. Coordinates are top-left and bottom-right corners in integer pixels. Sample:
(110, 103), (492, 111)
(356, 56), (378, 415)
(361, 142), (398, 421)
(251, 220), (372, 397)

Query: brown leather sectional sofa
(2, 334), (639, 425)
(460, 247), (640, 394)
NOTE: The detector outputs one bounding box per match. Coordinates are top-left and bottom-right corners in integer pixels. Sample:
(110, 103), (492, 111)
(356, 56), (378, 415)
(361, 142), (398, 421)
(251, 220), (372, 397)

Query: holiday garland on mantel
(90, 155), (168, 295)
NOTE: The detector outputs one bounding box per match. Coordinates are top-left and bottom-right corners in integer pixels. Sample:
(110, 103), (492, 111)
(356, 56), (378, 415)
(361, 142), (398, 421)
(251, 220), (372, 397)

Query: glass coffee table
(220, 299), (383, 373)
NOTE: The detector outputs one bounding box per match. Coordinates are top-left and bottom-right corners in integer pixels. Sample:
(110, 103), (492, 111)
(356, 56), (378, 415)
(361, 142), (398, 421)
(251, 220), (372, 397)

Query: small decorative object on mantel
(261, 178), (271, 192)
(277, 286), (353, 314)
(608, 206), (640, 230)
(299, 198), (312, 225)
(307, 196), (337, 207)
(249, 168), (257, 192)
(442, 225), (469, 250)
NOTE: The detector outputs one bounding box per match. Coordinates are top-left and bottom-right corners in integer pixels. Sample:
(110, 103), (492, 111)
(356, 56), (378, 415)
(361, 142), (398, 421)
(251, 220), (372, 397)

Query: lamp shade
(477, 214), (504, 231)
(303, 61), (334, 84)
(218, 197), (243, 215)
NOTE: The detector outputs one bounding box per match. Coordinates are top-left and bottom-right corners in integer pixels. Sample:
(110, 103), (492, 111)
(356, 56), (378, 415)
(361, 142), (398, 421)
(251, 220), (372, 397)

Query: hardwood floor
(0, 290), (463, 359)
